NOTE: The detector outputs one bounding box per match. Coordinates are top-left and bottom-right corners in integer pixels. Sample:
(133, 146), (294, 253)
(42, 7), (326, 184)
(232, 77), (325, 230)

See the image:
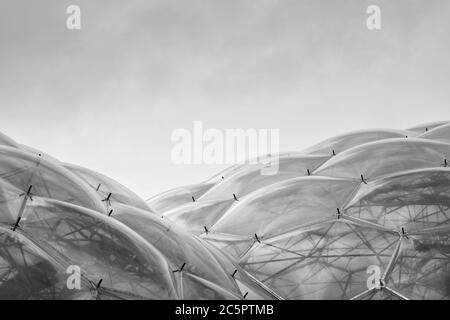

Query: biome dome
(0, 133), (273, 300)
(147, 121), (450, 300)
(1, 121), (449, 300)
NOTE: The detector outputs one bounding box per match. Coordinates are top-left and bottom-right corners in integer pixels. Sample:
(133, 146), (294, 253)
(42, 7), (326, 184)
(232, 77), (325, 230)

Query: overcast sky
(1, 0), (449, 198)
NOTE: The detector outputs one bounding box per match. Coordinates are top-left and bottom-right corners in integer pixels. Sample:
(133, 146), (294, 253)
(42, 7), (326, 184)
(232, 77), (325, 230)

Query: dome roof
(154, 122), (450, 300)
(2, 122), (449, 300)
(0, 136), (268, 300)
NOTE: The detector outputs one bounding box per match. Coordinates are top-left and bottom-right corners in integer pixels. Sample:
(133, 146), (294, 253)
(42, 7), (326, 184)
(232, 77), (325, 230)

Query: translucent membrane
(0, 132), (19, 148)
(303, 129), (411, 155)
(64, 163), (151, 212)
(314, 138), (450, 180)
(344, 168), (450, 231)
(146, 183), (215, 213)
(386, 228), (450, 299)
(211, 176), (360, 237)
(19, 198), (177, 299)
(0, 146), (105, 213)
(2, 121), (450, 300)
(406, 121), (450, 134)
(199, 155), (330, 201)
(164, 199), (235, 235)
(0, 227), (94, 299)
(239, 220), (399, 299)
(112, 203), (242, 299)
(419, 123), (450, 143)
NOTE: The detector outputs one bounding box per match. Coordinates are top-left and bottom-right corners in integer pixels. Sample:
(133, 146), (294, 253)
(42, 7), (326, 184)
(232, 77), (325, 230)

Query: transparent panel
(0, 146), (105, 213)
(419, 123), (450, 143)
(0, 132), (19, 148)
(201, 233), (256, 260)
(211, 177), (360, 238)
(352, 288), (404, 300)
(314, 138), (450, 180)
(406, 121), (450, 134)
(19, 144), (61, 164)
(18, 197), (177, 299)
(164, 199), (235, 235)
(239, 220), (399, 299)
(386, 229), (450, 300)
(204, 152), (306, 183)
(194, 233), (275, 299)
(199, 155), (329, 201)
(0, 227), (94, 299)
(303, 129), (411, 155)
(146, 183), (215, 213)
(64, 163), (151, 212)
(0, 178), (24, 224)
(345, 168), (450, 231)
(180, 273), (240, 300)
(111, 203), (241, 298)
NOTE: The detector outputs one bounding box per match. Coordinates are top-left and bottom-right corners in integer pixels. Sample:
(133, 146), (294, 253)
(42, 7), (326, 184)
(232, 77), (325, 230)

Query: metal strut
(102, 192), (113, 205)
(360, 174), (368, 184)
(96, 279), (103, 289)
(401, 227), (409, 239)
(173, 262), (186, 273)
(14, 185), (34, 231)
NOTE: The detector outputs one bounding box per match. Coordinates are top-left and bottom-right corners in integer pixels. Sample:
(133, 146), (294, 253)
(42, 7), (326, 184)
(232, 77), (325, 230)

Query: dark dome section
(386, 228), (450, 300)
(344, 168), (450, 231)
(0, 226), (94, 299)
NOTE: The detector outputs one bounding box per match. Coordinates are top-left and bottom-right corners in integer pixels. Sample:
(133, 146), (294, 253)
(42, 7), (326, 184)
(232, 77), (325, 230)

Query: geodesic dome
(2, 121), (450, 300)
(0, 133), (272, 300)
(147, 121), (450, 300)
